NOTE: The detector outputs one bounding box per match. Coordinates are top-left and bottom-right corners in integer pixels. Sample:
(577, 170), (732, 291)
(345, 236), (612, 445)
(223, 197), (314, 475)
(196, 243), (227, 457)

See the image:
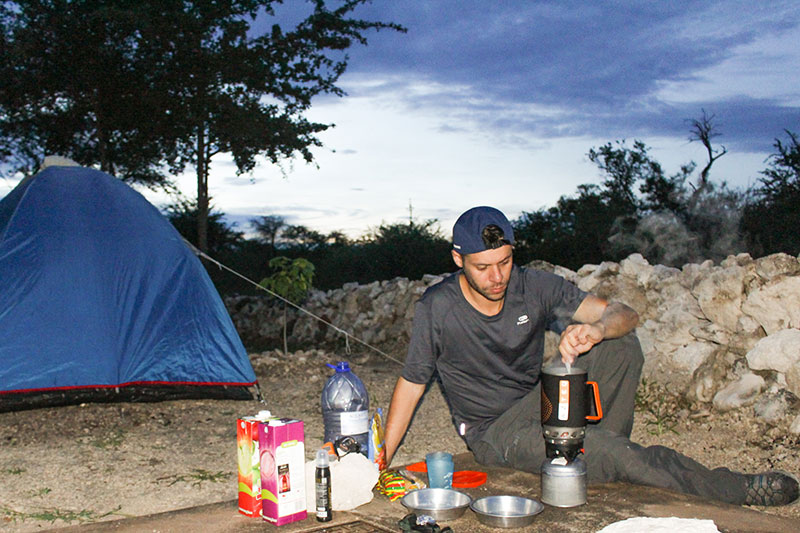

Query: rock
(753, 392), (792, 425)
(577, 261), (620, 292)
(712, 373), (765, 411)
(754, 253), (800, 280)
(689, 349), (727, 403)
(732, 315), (766, 354)
(619, 253), (650, 280)
(674, 342), (716, 375)
(742, 277), (800, 335)
(225, 252), (800, 420)
(691, 264), (747, 332)
(689, 323), (730, 346)
(746, 329), (800, 397)
(790, 414), (800, 435)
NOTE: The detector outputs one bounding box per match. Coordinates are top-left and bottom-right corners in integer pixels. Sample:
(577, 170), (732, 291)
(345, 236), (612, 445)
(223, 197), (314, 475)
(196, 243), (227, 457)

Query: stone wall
(225, 252), (800, 428)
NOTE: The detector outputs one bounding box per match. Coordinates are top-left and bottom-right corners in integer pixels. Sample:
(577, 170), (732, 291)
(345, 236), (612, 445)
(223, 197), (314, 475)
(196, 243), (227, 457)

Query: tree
(0, 1), (405, 252)
(688, 109), (727, 192)
(587, 140), (656, 219)
(0, 1), (173, 186)
(514, 133), (744, 269)
(513, 184), (611, 269)
(251, 214), (285, 252)
(259, 256), (315, 354)
(163, 199), (244, 258)
(131, 1), (404, 252)
(281, 224), (328, 250)
(361, 219), (453, 281)
(742, 130), (800, 255)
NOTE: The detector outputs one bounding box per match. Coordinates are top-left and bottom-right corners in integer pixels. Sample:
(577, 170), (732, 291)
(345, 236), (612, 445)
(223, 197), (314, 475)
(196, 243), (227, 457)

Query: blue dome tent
(0, 165), (258, 411)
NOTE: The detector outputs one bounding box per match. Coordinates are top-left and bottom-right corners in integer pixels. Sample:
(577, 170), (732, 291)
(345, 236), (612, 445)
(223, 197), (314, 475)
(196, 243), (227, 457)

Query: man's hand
(559, 322), (605, 365)
(560, 296), (639, 365)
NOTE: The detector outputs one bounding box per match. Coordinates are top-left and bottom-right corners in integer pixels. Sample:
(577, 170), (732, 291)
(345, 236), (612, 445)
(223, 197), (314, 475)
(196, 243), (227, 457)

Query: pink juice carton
(259, 417), (307, 525)
(236, 410), (274, 517)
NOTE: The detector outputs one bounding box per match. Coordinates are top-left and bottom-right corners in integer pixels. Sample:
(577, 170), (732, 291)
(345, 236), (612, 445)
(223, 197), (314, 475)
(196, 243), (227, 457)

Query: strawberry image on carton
(259, 417), (306, 525)
(236, 411), (274, 517)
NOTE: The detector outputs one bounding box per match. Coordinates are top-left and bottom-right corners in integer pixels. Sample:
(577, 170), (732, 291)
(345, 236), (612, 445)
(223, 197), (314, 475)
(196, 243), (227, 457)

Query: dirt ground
(2, 348), (799, 532)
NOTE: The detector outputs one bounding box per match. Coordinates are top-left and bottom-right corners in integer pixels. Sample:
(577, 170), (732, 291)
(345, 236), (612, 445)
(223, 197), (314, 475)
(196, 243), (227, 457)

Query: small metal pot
(400, 488), (471, 521)
(469, 495), (544, 528)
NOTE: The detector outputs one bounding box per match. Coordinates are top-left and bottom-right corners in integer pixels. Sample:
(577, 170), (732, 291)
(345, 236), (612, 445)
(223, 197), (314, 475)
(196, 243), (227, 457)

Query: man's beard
(462, 270), (507, 302)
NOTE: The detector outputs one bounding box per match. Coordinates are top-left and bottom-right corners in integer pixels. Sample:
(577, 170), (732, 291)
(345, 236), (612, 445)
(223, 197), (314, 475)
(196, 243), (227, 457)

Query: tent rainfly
(0, 165), (258, 411)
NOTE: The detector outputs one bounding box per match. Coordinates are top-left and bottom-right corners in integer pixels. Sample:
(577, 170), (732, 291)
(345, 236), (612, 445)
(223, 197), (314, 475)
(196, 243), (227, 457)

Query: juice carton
(236, 411), (274, 517)
(259, 418), (307, 525)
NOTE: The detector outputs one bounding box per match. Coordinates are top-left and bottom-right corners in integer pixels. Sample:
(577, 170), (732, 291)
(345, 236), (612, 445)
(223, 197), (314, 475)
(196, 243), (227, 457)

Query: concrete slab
(52, 453), (800, 533)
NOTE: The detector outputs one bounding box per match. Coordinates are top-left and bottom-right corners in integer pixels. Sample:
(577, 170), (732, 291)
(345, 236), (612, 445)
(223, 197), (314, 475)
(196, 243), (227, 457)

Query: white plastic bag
(305, 452), (379, 512)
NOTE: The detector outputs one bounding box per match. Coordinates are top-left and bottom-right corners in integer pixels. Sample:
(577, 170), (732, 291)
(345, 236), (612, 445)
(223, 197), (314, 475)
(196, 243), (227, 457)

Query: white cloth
(596, 517), (721, 533)
(305, 452), (379, 512)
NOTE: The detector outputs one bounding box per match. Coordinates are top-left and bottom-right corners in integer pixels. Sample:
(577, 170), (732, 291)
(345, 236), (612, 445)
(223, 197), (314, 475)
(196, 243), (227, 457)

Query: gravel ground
(1, 348), (798, 531)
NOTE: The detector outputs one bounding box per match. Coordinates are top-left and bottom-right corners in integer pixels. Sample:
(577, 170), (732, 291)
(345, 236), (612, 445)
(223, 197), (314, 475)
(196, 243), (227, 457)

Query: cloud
(339, 1), (800, 152)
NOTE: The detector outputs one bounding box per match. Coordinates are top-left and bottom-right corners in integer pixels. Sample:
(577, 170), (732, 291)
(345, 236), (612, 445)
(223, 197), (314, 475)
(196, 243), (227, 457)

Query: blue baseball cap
(452, 206), (515, 255)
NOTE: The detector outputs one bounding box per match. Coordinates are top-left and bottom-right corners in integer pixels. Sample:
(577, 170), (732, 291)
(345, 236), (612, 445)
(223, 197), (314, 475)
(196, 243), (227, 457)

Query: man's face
(452, 245), (513, 303)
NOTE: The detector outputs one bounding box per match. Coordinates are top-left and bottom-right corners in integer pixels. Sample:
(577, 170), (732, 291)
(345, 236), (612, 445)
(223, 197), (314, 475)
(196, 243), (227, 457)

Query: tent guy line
(187, 241), (405, 367)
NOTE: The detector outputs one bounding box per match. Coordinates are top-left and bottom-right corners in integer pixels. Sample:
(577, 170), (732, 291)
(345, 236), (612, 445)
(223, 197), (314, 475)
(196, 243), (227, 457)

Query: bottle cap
(255, 410), (272, 420)
(326, 361), (351, 372)
(316, 448), (330, 467)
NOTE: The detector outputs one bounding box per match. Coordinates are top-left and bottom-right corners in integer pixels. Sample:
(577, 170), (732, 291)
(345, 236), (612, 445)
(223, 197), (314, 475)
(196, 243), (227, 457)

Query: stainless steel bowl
(469, 495), (545, 528)
(400, 488), (472, 521)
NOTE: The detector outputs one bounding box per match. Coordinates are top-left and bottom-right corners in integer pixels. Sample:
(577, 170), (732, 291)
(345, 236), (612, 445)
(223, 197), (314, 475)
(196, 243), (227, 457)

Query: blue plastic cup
(426, 451), (454, 489)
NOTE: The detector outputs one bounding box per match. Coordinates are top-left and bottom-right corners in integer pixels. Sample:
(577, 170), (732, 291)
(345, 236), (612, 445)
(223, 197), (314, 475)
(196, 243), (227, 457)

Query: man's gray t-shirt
(402, 264), (587, 446)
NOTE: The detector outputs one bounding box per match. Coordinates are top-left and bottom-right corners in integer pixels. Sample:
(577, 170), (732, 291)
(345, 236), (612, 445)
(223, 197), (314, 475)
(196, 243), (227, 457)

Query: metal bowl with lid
(400, 488), (472, 521)
(470, 495), (545, 528)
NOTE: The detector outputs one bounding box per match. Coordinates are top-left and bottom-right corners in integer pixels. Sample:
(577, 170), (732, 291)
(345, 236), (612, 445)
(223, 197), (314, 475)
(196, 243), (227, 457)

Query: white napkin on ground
(596, 517), (720, 533)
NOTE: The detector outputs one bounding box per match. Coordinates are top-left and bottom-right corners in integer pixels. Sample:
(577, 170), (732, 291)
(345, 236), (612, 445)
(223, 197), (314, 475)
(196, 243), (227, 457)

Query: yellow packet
(368, 408), (386, 471)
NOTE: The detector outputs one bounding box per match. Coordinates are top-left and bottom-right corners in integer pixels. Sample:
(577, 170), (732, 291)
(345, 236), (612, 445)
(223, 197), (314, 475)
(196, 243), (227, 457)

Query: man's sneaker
(744, 471), (800, 506)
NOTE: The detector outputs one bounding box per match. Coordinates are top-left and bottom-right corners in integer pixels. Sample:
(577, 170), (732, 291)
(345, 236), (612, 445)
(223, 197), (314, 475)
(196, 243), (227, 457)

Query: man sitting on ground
(383, 205), (799, 507)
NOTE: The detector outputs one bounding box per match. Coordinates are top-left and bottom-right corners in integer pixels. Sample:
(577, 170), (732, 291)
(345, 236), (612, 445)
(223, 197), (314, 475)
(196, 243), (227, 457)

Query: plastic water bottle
(321, 361), (369, 456)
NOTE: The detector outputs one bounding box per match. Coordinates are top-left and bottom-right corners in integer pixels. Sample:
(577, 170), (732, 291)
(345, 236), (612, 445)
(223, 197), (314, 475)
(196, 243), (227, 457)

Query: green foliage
(88, 429), (125, 450)
(163, 199), (244, 258)
(359, 219), (454, 281)
(155, 469), (230, 488)
(635, 379), (680, 436)
(514, 133), (745, 269)
(1, 505), (121, 524)
(258, 255), (315, 352)
(251, 215), (286, 251)
(514, 140), (676, 269)
(513, 184), (610, 269)
(742, 130), (800, 256)
(0, 0), (405, 252)
(0, 2), (173, 184)
(588, 140), (659, 218)
(281, 224), (329, 251)
(259, 256), (315, 304)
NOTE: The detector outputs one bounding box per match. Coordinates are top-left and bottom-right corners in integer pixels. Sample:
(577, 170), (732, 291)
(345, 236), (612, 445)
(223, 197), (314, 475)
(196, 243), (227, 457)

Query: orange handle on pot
(586, 381), (603, 421)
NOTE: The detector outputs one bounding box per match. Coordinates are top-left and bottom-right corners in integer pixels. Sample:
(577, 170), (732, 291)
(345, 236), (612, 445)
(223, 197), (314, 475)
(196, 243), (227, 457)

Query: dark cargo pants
(469, 333), (748, 504)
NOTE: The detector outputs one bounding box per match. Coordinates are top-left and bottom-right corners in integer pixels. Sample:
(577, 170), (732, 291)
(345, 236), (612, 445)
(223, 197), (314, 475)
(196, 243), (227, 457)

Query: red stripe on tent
(0, 380), (258, 395)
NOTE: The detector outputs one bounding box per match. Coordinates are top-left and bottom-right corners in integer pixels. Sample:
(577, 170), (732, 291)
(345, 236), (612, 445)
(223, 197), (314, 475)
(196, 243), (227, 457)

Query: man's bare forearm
(384, 377), (426, 467)
(597, 301), (639, 339)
